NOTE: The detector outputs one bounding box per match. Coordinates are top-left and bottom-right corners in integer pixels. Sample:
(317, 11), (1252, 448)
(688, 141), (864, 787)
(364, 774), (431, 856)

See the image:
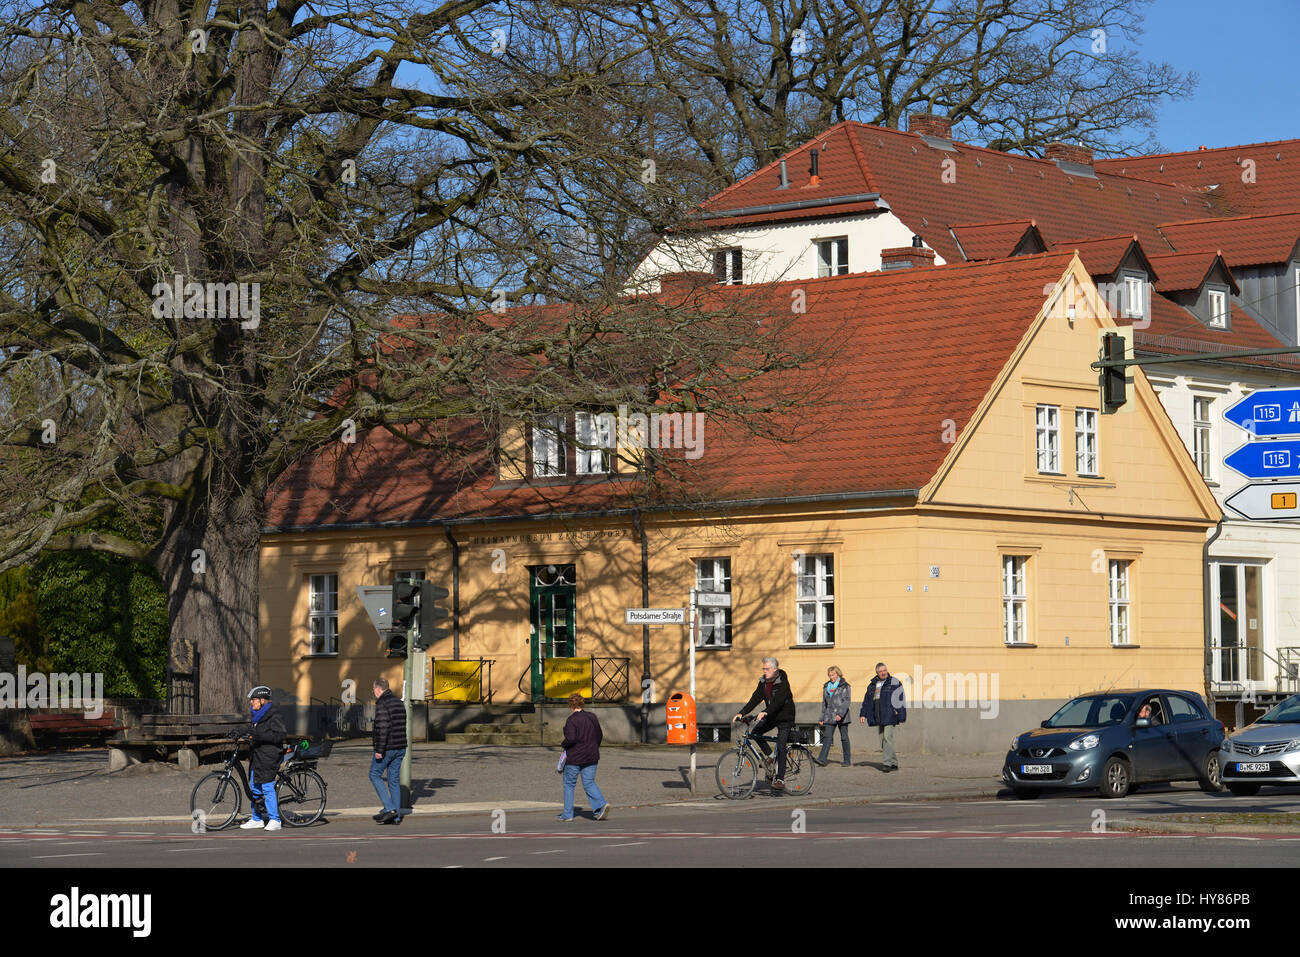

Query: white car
(1218, 693), (1300, 795)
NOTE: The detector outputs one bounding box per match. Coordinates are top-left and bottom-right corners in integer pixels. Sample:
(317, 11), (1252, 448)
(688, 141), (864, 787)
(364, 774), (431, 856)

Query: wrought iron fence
(591, 657), (630, 702)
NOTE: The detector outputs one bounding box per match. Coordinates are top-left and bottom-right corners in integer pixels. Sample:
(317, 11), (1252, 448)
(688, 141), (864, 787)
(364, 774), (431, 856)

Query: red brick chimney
(1045, 142), (1094, 166)
(879, 245), (936, 270)
(659, 271), (718, 295)
(908, 113), (953, 139)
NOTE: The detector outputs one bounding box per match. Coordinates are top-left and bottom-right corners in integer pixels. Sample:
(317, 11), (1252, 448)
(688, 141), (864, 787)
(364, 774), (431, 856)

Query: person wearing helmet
(240, 685), (285, 831)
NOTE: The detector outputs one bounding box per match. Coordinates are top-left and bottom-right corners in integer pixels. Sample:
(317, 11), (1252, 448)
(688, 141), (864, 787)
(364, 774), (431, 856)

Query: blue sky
(1138, 0), (1298, 151)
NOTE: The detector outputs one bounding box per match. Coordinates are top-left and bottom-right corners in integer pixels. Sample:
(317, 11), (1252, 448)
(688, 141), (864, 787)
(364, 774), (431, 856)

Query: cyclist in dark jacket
(241, 685), (285, 831)
(370, 678), (408, 824)
(734, 658), (796, 792)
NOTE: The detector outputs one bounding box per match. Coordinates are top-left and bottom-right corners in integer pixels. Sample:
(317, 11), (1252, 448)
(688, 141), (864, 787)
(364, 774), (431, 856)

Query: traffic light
(1099, 330), (1128, 414)
(387, 578), (421, 658)
(381, 628), (408, 658)
(412, 581), (451, 652)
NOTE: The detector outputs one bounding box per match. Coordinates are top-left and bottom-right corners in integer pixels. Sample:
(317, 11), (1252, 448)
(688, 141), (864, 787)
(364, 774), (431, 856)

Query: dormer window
(1123, 275), (1146, 321)
(713, 248), (743, 285)
(817, 238), (849, 277)
(1208, 289), (1229, 328)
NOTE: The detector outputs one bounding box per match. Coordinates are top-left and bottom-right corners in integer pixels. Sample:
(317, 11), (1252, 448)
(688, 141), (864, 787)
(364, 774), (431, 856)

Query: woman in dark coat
(814, 666), (852, 767)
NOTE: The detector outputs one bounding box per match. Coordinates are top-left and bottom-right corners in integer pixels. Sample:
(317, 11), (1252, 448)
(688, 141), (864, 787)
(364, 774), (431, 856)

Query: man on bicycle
(734, 657), (796, 793)
(240, 685), (285, 831)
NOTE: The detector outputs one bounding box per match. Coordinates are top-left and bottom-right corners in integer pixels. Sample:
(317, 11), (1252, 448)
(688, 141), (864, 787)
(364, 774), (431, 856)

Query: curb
(1112, 818), (1300, 836)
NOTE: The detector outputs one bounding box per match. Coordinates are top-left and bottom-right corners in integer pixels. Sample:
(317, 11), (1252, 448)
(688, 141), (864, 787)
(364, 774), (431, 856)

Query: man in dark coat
(370, 677), (408, 824)
(859, 662), (906, 772)
(240, 685), (285, 830)
(559, 693), (608, 821)
(735, 657), (796, 792)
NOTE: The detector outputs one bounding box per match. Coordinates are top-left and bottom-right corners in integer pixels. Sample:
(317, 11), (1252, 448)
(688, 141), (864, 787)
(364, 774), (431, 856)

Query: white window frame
(532, 414), (565, 477)
(1124, 275), (1146, 320)
(1074, 408), (1099, 476)
(575, 412), (613, 475)
(309, 573), (339, 656)
(1208, 289), (1228, 328)
(714, 247), (743, 285)
(1035, 404), (1061, 473)
(796, 554), (834, 646)
(695, 558), (732, 647)
(1192, 396), (1212, 480)
(817, 237), (849, 277)
(1002, 556), (1028, 645)
(1108, 559), (1131, 646)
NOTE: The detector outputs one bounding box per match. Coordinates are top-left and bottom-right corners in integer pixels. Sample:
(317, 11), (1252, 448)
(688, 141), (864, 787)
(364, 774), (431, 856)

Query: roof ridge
(1158, 208), (1300, 228)
(1097, 138), (1300, 164)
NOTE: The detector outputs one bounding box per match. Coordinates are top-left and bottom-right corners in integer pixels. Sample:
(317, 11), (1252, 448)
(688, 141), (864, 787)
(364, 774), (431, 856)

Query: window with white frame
(309, 573), (339, 655)
(713, 248), (743, 284)
(1108, 560), (1132, 645)
(1002, 556), (1028, 644)
(1124, 275), (1146, 320)
(531, 414), (565, 476)
(817, 238), (849, 277)
(796, 554), (834, 645)
(1192, 396), (1212, 480)
(1036, 404), (1061, 473)
(575, 411), (613, 474)
(1075, 408), (1099, 476)
(1208, 289), (1228, 328)
(695, 558), (732, 647)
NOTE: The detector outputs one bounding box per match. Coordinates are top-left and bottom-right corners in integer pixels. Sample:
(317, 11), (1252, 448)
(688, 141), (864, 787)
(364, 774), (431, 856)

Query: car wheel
(1012, 787), (1040, 800)
(1198, 751), (1223, 793)
(1098, 756), (1131, 799)
(1227, 783), (1260, 797)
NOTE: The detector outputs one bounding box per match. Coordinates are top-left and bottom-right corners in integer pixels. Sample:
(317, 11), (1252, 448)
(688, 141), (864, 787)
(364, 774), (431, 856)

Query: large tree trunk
(158, 490), (263, 714)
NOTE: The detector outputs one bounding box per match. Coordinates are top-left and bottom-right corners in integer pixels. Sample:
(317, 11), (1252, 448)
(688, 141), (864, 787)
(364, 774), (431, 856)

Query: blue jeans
(250, 771), (280, 823)
(561, 763), (606, 819)
(370, 749), (406, 816)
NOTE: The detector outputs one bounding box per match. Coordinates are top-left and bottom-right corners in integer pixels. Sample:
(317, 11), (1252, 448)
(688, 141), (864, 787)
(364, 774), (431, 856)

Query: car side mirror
(1134, 718), (1150, 728)
(1040, 720), (1050, 728)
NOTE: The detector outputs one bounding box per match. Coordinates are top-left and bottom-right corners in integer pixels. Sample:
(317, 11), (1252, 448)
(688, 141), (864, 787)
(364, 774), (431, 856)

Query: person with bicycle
(734, 657), (796, 793)
(240, 685), (286, 831)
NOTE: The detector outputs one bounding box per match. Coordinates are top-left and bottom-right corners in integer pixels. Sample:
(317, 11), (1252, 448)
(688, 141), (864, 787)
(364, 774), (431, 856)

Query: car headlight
(1223, 739), (1237, 754)
(1010, 736), (1020, 751)
(1069, 734), (1100, 751)
(1286, 739), (1300, 753)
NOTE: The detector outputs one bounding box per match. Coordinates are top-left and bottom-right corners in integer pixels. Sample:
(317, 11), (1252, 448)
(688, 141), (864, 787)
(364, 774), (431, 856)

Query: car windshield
(1043, 696), (1131, 728)
(1255, 695), (1300, 725)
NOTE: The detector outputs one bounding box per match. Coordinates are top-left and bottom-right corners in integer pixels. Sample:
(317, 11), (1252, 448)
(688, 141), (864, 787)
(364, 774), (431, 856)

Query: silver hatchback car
(1218, 693), (1300, 795)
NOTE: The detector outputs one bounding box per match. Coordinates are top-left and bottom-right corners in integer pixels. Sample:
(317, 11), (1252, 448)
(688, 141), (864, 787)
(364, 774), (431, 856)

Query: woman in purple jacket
(558, 693), (610, 822)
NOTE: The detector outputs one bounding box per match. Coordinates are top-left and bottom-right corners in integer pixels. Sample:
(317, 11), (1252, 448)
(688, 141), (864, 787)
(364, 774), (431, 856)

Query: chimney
(880, 245), (936, 270)
(778, 158), (789, 189)
(1044, 141), (1094, 167)
(659, 271), (718, 296)
(808, 148), (820, 186)
(908, 113), (953, 139)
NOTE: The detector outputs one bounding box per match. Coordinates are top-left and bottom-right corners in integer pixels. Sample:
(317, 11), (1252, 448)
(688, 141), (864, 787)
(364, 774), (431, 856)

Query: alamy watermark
(151, 274), (260, 329)
(0, 667), (105, 718)
(896, 666), (1000, 720)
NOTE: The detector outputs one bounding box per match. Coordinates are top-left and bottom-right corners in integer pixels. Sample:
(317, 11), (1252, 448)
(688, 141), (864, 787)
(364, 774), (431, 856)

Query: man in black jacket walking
(735, 657), (796, 792)
(370, 678), (408, 824)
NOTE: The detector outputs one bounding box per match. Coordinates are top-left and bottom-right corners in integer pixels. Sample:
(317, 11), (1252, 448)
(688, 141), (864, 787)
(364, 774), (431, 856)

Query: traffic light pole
(400, 643), (412, 812)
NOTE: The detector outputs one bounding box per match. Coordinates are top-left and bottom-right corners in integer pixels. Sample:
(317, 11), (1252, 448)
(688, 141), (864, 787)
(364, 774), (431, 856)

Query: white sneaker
(265, 820), (282, 832)
(239, 819), (265, 830)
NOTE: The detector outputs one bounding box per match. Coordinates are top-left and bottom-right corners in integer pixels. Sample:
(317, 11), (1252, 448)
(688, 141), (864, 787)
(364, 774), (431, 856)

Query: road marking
(603, 842), (647, 848)
(483, 856), (508, 862)
(167, 847), (216, 853)
(54, 841), (94, 846)
(30, 852), (103, 859)
(533, 850), (564, 855)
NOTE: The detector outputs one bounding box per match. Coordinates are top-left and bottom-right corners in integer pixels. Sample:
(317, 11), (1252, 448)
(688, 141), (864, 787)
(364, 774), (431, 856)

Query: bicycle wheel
(782, 745), (815, 796)
(277, 767), (327, 826)
(190, 771), (241, 831)
(715, 747), (758, 799)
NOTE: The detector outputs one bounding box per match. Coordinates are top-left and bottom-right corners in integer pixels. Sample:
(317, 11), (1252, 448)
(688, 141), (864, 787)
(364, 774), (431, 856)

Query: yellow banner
(544, 657), (593, 700)
(431, 660), (482, 701)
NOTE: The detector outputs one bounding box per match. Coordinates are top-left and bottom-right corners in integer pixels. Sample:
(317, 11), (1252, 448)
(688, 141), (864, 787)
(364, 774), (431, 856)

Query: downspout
(1203, 517), (1224, 722)
(633, 509), (651, 743)
(444, 525), (461, 660)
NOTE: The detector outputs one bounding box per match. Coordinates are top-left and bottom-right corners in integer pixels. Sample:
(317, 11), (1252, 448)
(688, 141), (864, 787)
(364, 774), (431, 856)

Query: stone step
(443, 731), (545, 746)
(460, 720), (538, 734)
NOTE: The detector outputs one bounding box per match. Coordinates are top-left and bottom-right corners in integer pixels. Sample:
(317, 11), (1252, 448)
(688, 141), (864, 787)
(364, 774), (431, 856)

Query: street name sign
(1223, 389), (1300, 438)
(1224, 440), (1300, 480)
(1224, 483), (1300, 521)
(626, 608), (686, 625)
(694, 591), (733, 608)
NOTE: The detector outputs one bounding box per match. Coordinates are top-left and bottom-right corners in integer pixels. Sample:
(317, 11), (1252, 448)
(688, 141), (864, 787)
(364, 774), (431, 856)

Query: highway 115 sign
(1223, 390), (1300, 521)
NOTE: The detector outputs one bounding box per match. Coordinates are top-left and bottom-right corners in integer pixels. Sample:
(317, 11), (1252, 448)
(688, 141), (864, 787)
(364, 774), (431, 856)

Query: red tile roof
(266, 254), (1077, 530)
(1145, 252), (1238, 294)
(1157, 211), (1300, 267)
(948, 220), (1042, 260)
(1096, 140), (1300, 215)
(1134, 294), (1300, 372)
(1054, 235), (1147, 277)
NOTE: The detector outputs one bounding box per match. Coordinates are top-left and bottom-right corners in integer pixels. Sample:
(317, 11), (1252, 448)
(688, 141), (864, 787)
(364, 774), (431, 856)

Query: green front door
(529, 564), (576, 700)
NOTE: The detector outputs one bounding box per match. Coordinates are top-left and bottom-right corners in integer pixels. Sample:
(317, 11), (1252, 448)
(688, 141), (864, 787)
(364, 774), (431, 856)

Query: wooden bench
(27, 712), (127, 743)
(112, 713), (250, 770)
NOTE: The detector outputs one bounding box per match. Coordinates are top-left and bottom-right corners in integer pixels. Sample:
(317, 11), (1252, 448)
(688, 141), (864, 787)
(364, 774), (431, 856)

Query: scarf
(251, 701), (272, 724)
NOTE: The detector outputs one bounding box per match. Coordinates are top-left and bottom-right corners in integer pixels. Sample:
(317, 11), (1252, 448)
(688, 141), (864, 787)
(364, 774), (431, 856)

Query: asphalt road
(5, 787), (1297, 868)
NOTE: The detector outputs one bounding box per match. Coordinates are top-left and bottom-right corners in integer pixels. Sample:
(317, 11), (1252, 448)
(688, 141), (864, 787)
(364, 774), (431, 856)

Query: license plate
(1021, 764), (1052, 774)
(1235, 763), (1271, 773)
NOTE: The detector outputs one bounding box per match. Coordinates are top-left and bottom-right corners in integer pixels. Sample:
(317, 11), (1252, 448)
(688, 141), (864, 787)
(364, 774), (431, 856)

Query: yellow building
(260, 252), (1219, 751)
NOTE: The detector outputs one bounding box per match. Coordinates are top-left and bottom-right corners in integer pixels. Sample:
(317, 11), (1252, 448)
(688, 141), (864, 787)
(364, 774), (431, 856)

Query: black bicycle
(189, 733), (328, 830)
(715, 715), (815, 799)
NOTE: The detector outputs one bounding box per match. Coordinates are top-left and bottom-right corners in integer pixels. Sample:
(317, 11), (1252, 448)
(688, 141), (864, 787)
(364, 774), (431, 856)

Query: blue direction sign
(1224, 440), (1300, 480)
(1224, 389), (1300, 437)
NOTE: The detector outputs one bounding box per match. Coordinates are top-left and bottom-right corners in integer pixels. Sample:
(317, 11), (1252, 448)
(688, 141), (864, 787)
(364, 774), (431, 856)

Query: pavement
(0, 741), (1008, 826)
